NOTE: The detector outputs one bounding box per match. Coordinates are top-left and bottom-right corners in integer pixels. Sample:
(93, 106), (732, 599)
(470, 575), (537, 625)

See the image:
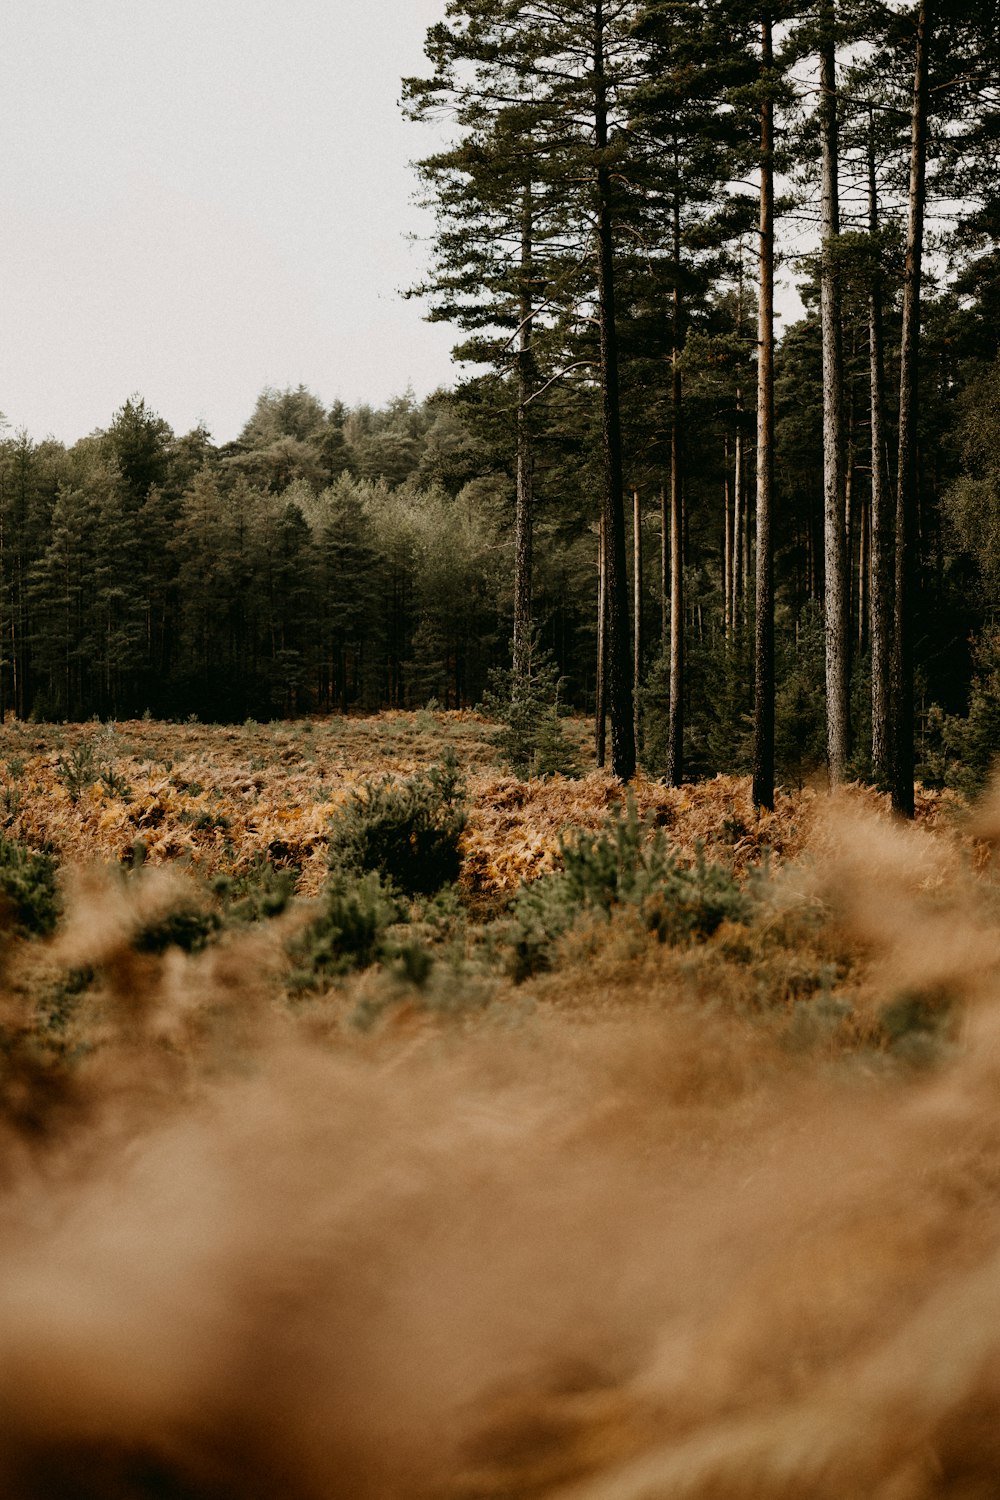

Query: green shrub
(290, 870), (400, 986)
(507, 801), (749, 981)
(212, 859), (296, 924)
(0, 837), (60, 937)
(99, 765), (132, 801)
(879, 985), (956, 1068)
(133, 901), (221, 955)
(55, 742), (97, 802)
(1, 785), (22, 825)
(327, 751), (467, 897)
(479, 640), (579, 779)
(35, 966), (94, 1034)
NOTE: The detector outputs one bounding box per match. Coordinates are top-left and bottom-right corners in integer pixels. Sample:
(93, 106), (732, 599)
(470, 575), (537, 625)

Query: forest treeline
(0, 388), (519, 725)
(4, 0), (1000, 806)
(0, 340), (994, 798)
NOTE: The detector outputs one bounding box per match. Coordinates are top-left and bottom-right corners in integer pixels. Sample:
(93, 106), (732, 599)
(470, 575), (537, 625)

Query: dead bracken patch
(0, 713), (991, 1499)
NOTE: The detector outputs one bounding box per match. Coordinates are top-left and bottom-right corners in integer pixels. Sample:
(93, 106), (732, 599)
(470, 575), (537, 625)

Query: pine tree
(407, 0), (642, 777)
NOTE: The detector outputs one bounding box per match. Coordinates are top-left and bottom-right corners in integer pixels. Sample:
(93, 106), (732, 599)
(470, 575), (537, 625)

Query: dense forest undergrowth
(1, 713), (1000, 1495)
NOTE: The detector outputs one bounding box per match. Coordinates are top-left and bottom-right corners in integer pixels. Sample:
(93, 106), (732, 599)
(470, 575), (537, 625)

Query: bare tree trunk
(724, 434), (733, 640)
(667, 186), (684, 786)
(733, 240), (747, 639)
(868, 109), (893, 786)
(512, 181), (535, 685)
(659, 481), (668, 648)
(742, 436), (752, 620)
(668, 453), (683, 786)
(733, 401), (745, 633)
(890, 0), (931, 818)
(633, 489), (642, 757)
(845, 411), (856, 651)
(753, 11), (776, 813)
(594, 0), (635, 781)
(858, 483), (869, 656)
(668, 458), (684, 785)
(596, 511), (607, 767)
(820, 0), (849, 786)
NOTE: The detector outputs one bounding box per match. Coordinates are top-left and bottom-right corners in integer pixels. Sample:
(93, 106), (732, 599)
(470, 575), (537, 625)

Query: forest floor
(1, 713), (999, 1498)
(0, 707), (961, 891)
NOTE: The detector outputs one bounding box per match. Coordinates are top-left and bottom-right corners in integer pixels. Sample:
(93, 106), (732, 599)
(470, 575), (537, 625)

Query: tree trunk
(596, 510), (607, 767)
(724, 434), (733, 640)
(733, 244), (747, 635)
(890, 0), (931, 818)
(844, 402), (856, 650)
(633, 488), (642, 757)
(668, 443), (684, 786)
(660, 481), (668, 648)
(667, 187), (684, 786)
(820, 0), (848, 786)
(858, 485), (869, 656)
(513, 180), (535, 685)
(733, 397), (745, 633)
(594, 0), (635, 781)
(868, 108), (893, 786)
(753, 11), (776, 812)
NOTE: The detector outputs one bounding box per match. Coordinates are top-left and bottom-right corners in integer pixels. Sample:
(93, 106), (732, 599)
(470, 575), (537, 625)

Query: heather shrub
(290, 870), (401, 986)
(479, 642), (579, 779)
(507, 801), (748, 981)
(133, 899), (221, 955)
(211, 859), (296, 924)
(0, 837), (60, 937)
(327, 751), (467, 896)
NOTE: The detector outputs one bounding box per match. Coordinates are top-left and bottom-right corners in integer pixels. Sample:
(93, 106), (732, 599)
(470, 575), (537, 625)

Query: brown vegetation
(0, 712), (962, 894)
(0, 714), (995, 1498)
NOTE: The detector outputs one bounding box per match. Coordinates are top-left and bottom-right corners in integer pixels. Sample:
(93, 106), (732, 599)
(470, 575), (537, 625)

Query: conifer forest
(8, 7), (1000, 1496)
(4, 0), (999, 812)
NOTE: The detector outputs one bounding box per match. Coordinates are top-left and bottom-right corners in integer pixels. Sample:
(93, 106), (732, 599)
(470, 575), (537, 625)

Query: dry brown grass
(0, 712), (964, 895)
(0, 715), (995, 1498)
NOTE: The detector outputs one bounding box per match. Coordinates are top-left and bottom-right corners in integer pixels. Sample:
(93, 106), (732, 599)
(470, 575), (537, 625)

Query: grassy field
(1, 713), (999, 1498)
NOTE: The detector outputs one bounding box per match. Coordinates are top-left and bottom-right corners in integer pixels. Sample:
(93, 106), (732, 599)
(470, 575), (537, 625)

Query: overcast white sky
(0, 0), (458, 446)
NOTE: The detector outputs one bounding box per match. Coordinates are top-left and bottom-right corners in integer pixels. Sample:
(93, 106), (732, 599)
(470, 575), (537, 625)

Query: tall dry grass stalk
(0, 795), (999, 1497)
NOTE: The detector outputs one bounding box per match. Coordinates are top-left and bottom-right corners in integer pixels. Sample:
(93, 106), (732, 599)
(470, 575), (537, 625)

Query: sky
(0, 0), (458, 446)
(1, 2), (808, 452)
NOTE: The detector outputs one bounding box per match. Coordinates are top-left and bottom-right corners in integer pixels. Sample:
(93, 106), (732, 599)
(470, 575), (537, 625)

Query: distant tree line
(0, 388), (526, 724)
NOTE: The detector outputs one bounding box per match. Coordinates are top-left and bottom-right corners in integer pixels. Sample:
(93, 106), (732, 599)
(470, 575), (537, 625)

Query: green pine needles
(0, 837), (60, 938)
(326, 751), (468, 897)
(507, 799), (749, 982)
(479, 641), (580, 780)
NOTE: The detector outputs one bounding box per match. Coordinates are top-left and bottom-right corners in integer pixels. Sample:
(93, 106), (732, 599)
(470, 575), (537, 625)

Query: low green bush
(55, 742), (97, 802)
(0, 837), (60, 937)
(327, 751), (467, 897)
(289, 870), (401, 986)
(212, 859), (296, 924)
(133, 901), (221, 955)
(507, 800), (749, 981)
(479, 641), (580, 779)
